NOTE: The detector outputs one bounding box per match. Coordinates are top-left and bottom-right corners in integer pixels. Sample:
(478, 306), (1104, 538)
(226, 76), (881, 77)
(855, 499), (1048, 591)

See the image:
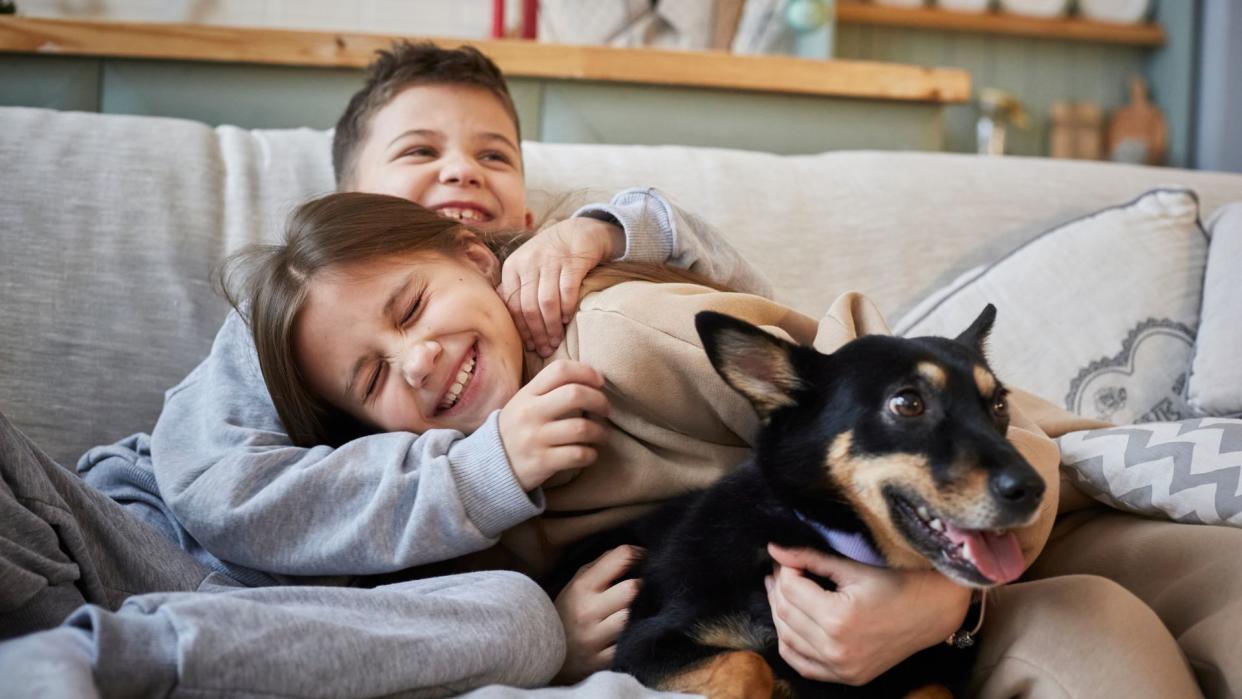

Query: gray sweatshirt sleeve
(149, 311), (543, 577)
(573, 186), (775, 298)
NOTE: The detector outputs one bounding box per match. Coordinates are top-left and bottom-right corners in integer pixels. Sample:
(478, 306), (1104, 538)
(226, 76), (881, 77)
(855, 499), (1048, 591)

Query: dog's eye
(888, 390), (925, 418)
(992, 393), (1010, 418)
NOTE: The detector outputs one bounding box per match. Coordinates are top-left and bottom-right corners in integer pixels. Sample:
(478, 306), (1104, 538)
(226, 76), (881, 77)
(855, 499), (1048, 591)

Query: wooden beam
(0, 17), (970, 103)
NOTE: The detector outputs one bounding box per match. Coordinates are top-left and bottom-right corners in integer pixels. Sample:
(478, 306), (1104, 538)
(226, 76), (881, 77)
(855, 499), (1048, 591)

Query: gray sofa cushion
(2, 109), (228, 465)
(0, 108), (332, 465)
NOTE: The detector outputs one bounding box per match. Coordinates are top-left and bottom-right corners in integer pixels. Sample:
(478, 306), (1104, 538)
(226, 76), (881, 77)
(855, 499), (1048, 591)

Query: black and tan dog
(563, 305), (1045, 698)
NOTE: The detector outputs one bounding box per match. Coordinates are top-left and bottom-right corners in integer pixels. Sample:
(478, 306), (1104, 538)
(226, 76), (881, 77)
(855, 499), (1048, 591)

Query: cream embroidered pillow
(895, 189), (1207, 425)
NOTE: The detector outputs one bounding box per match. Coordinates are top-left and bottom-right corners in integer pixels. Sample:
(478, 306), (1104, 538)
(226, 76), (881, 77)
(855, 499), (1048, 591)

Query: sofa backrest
(2, 106), (1240, 465)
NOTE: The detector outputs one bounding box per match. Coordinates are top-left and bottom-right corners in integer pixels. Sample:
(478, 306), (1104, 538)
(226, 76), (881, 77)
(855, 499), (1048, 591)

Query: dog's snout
(989, 467), (1045, 509)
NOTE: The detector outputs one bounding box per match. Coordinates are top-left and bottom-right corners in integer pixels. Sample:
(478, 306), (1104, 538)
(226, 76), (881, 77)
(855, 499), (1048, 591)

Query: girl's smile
(293, 244), (524, 435)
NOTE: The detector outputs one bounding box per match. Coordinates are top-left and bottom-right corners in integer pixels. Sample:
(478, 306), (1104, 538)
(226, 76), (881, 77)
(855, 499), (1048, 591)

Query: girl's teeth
(439, 353), (477, 411)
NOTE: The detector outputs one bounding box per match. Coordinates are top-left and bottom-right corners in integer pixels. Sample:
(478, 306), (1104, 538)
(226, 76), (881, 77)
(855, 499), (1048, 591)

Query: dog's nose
(989, 467), (1045, 509)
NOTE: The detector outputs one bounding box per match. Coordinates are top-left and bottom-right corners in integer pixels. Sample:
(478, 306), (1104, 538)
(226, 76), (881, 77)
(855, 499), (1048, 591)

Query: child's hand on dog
(552, 544), (643, 684)
(764, 543), (973, 687)
(499, 360), (610, 491)
(498, 217), (625, 358)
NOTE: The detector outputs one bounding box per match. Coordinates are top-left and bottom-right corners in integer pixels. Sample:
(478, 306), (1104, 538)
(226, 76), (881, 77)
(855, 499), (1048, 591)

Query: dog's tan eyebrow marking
(974, 365), (997, 397)
(916, 362), (947, 389)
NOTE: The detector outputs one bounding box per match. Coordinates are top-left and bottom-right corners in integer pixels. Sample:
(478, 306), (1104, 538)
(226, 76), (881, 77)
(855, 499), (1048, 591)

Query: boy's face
(350, 84), (531, 232)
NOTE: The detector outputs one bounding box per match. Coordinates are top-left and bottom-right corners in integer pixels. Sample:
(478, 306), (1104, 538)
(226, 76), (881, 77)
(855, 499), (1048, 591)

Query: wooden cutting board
(1107, 75), (1167, 165)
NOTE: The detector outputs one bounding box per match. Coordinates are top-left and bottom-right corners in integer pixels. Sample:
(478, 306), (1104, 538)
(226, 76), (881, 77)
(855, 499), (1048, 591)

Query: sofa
(2, 103), (1241, 501)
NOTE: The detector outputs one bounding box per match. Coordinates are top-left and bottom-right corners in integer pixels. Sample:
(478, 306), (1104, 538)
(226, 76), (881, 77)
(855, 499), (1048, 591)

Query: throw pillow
(894, 188), (1207, 425)
(1058, 418), (1242, 527)
(1187, 202), (1242, 417)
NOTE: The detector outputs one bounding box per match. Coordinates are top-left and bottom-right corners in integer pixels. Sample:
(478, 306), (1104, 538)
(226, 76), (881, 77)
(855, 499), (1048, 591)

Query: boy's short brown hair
(332, 41), (521, 188)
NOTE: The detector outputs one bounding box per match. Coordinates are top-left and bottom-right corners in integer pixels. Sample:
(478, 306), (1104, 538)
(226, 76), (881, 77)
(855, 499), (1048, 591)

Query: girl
(228, 191), (1210, 697)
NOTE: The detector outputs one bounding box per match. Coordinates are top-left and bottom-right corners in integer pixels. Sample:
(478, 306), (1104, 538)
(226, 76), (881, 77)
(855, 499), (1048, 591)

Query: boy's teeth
(440, 207), (485, 222)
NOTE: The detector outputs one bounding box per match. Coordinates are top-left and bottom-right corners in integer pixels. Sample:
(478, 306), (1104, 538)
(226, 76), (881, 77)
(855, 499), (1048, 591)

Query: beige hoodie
(498, 282), (1107, 576)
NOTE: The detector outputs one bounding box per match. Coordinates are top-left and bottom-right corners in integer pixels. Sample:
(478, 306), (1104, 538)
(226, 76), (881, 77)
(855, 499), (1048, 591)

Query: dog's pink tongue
(945, 525), (1025, 584)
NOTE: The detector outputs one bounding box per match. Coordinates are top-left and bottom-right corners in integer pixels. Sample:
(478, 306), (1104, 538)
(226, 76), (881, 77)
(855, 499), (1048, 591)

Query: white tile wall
(17, 0), (501, 37)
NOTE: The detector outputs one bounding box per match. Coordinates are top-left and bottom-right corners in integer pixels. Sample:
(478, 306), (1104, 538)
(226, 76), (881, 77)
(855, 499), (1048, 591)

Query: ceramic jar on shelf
(1079, 0), (1151, 23)
(937, 0), (991, 12)
(997, 0), (1069, 18)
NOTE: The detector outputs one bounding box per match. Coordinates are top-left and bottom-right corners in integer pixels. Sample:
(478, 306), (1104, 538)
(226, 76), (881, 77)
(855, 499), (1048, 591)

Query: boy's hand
(498, 360), (610, 491)
(764, 544), (971, 686)
(498, 218), (625, 358)
(554, 545), (643, 684)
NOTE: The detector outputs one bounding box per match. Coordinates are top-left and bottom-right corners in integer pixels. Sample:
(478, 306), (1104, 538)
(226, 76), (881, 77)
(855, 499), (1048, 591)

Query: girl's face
(293, 243), (524, 435)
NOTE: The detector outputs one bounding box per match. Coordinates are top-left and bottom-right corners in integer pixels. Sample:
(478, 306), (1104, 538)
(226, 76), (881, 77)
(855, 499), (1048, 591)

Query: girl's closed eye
(400, 287), (425, 326)
(363, 363), (383, 402)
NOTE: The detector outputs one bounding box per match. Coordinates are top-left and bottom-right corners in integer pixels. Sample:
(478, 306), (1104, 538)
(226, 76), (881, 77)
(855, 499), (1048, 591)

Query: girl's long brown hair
(221, 192), (727, 447)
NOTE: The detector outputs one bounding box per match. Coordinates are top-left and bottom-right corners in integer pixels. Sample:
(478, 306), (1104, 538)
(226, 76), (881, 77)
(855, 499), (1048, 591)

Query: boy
(0, 42), (772, 696)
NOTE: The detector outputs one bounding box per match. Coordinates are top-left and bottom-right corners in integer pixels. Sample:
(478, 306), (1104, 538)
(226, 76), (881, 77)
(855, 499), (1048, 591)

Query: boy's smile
(350, 84), (532, 232)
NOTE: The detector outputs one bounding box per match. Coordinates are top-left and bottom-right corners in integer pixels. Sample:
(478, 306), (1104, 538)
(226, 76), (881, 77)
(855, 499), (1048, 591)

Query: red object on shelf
(491, 0), (538, 40)
(491, 0), (506, 38)
(521, 0), (538, 39)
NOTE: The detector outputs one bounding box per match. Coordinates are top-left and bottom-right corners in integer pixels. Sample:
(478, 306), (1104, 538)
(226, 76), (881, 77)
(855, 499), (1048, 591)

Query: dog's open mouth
(886, 490), (1025, 587)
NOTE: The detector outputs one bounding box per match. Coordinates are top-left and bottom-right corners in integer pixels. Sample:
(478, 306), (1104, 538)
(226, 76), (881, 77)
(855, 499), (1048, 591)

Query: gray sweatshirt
(79, 188), (772, 585)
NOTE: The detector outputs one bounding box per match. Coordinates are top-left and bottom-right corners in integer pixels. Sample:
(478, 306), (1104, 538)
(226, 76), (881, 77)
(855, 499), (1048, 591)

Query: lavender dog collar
(793, 510), (888, 568)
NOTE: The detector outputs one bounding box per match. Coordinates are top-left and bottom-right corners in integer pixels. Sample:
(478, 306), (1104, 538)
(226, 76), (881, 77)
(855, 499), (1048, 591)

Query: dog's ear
(955, 304), (997, 356)
(695, 311), (802, 418)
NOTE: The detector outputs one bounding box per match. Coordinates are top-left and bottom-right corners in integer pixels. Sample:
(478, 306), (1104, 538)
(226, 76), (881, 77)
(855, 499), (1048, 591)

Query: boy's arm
(574, 187), (775, 297)
(149, 311), (543, 577)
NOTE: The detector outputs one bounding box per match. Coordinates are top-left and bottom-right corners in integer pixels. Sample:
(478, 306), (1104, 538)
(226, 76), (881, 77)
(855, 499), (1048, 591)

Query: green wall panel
(101, 60), (368, 129)
(0, 55), (99, 112)
(507, 78), (544, 143)
(538, 81), (942, 154)
(95, 61), (542, 133)
(1145, 0), (1198, 168)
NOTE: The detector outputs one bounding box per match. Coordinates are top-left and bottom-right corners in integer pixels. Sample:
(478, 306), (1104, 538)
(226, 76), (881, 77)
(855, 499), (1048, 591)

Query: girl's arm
(149, 310), (544, 578)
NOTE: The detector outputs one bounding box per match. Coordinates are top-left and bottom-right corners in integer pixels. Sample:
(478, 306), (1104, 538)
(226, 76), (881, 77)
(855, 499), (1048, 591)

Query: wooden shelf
(0, 17), (970, 103)
(836, 2), (1165, 46)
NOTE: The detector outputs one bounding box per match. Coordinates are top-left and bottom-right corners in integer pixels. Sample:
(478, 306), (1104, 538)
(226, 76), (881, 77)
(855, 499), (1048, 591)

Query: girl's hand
(498, 218), (625, 358)
(764, 543), (971, 686)
(553, 545), (643, 684)
(498, 360), (610, 491)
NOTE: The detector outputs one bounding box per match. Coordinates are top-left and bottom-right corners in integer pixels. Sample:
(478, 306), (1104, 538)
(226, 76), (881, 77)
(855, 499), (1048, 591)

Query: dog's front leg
(658, 650), (777, 699)
(902, 684), (954, 699)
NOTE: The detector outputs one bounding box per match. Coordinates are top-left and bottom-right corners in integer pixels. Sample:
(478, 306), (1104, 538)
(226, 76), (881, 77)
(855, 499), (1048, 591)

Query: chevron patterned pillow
(1058, 418), (1242, 526)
